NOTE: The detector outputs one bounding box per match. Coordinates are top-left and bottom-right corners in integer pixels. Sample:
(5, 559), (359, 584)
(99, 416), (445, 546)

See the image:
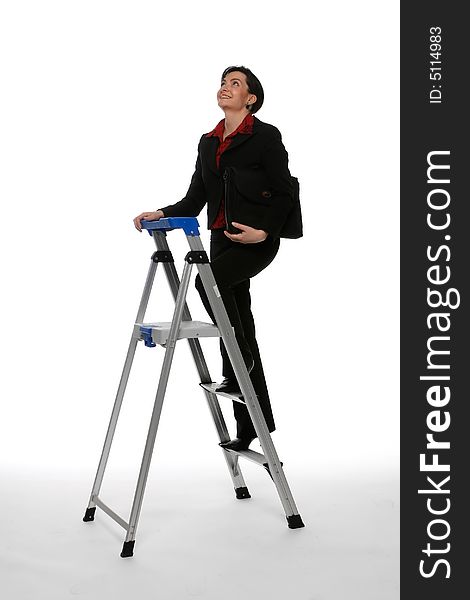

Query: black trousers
(195, 229), (280, 439)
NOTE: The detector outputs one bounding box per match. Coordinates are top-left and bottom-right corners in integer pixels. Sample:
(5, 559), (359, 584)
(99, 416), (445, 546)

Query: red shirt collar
(205, 113), (254, 139)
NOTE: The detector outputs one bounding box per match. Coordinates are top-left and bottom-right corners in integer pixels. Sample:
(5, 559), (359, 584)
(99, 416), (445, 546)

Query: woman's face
(217, 71), (256, 112)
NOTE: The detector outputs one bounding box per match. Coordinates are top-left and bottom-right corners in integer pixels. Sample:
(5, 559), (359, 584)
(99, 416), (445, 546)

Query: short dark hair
(221, 65), (264, 114)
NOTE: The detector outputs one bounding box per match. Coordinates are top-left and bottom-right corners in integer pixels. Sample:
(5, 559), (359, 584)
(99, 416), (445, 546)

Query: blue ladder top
(141, 217), (200, 236)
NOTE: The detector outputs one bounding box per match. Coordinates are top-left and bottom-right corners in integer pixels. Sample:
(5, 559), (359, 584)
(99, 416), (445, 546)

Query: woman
(133, 66), (295, 451)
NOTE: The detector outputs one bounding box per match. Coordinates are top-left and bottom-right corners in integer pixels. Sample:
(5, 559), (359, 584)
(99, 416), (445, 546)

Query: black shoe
(219, 436), (256, 451)
(215, 353), (255, 394)
(215, 377), (241, 394)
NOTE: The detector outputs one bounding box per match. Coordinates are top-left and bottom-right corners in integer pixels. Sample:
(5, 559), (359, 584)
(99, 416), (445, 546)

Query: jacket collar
(205, 112), (254, 139)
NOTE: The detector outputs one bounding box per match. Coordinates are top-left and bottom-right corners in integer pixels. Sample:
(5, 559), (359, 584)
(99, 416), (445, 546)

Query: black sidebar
(401, 2), (469, 598)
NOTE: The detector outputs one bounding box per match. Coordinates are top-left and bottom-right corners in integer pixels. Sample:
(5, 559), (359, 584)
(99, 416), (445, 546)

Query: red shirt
(205, 113), (254, 229)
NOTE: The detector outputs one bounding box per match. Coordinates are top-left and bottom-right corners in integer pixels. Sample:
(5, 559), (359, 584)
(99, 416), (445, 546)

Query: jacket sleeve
(259, 128), (295, 238)
(157, 138), (207, 218)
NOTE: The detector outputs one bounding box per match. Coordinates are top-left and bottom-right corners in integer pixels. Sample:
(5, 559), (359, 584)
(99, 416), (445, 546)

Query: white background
(0, 1), (399, 598)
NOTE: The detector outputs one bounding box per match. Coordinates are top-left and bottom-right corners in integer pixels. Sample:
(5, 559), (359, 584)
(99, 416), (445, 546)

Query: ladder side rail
(151, 231), (248, 487)
(187, 236), (301, 518)
(153, 233), (230, 434)
(124, 260), (194, 545)
(85, 258), (159, 511)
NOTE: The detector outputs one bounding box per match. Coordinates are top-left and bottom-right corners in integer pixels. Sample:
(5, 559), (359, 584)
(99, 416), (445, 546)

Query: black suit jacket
(158, 116), (295, 238)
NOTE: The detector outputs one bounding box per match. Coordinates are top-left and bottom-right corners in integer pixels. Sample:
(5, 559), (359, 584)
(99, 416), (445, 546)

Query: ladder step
(226, 448), (268, 467)
(136, 321), (220, 346)
(221, 447), (284, 474)
(199, 382), (252, 405)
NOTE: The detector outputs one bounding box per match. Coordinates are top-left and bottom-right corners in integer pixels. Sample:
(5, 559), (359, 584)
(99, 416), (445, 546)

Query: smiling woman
(217, 68), (264, 122)
(133, 65), (296, 451)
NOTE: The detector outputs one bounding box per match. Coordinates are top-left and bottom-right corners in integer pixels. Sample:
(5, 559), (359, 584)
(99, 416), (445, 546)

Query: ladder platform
(199, 382), (252, 404)
(141, 217), (200, 236)
(137, 321), (220, 346)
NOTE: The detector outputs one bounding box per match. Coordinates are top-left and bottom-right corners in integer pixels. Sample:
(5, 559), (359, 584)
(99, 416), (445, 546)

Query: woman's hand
(224, 222), (268, 244)
(133, 210), (165, 232)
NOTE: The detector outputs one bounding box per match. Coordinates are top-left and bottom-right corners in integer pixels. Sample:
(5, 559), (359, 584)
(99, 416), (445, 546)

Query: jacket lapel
(200, 136), (219, 175)
(220, 115), (259, 157)
(221, 130), (257, 156)
(200, 121), (259, 175)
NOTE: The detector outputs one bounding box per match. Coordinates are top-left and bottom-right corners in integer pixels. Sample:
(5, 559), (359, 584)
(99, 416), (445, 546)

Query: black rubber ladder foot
(235, 486), (251, 499)
(120, 540), (135, 558)
(287, 514), (305, 529)
(83, 507), (96, 522)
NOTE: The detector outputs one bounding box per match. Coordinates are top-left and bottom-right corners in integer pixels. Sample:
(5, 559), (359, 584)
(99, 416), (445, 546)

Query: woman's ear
(246, 94), (256, 108)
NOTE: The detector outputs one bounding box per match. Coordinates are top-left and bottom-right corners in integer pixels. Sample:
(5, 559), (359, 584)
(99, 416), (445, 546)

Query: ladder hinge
(140, 326), (156, 347)
(151, 250), (174, 263)
(185, 250), (209, 264)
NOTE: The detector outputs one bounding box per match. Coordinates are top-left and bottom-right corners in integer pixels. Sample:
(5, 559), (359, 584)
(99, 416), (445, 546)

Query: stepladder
(83, 217), (305, 558)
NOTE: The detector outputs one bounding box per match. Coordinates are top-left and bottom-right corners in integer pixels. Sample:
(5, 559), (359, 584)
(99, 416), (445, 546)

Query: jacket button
(261, 191), (272, 198)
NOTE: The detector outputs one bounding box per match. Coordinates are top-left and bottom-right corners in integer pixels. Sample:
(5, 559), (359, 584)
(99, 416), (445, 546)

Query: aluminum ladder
(83, 217), (305, 557)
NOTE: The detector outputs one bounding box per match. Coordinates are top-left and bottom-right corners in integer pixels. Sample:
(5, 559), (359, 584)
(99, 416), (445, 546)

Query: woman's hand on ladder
(133, 210), (165, 232)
